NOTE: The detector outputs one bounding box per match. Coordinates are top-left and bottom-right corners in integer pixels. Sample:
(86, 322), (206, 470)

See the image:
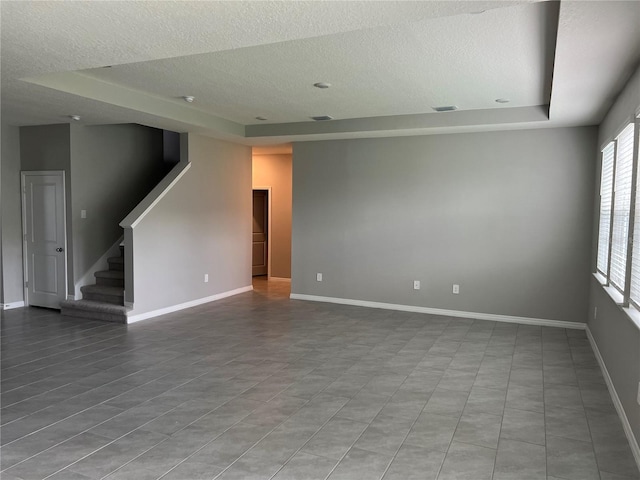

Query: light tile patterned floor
(1, 278), (638, 480)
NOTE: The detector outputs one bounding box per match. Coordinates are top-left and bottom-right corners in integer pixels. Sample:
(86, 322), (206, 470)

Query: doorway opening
(251, 145), (292, 297)
(252, 189), (270, 277)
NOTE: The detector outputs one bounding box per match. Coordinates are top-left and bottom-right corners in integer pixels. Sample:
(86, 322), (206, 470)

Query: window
(597, 143), (614, 275)
(597, 119), (639, 306)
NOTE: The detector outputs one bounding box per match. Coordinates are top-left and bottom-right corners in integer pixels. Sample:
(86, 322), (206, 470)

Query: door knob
(56, 247), (64, 252)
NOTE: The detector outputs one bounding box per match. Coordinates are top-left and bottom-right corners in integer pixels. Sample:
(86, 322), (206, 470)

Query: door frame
(21, 170), (68, 307)
(253, 187), (272, 278)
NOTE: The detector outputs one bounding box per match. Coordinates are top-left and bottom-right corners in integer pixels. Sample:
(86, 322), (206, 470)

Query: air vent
(310, 115), (334, 121)
(432, 106), (458, 112)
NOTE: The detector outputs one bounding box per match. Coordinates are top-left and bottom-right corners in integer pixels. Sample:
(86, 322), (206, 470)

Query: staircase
(61, 245), (128, 323)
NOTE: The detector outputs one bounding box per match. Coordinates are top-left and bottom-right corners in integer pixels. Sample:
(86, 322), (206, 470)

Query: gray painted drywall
(292, 127), (596, 324)
(163, 130), (181, 167)
(129, 133), (251, 315)
(20, 124), (74, 297)
(588, 281), (640, 454)
(1, 123), (23, 304)
(69, 124), (164, 296)
(589, 63), (640, 450)
(599, 64), (640, 148)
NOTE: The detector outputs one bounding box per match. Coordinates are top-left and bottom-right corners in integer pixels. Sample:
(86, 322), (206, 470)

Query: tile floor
(1, 277), (638, 480)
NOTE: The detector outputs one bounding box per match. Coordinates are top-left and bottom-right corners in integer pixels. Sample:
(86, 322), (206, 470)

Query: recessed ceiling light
(255, 116), (267, 121)
(310, 115), (333, 121)
(69, 115), (81, 121)
(183, 96), (195, 103)
(495, 98), (510, 103)
(432, 106), (458, 112)
(313, 82), (331, 89)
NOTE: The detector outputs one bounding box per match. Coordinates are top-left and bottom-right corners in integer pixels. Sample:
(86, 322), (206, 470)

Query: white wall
(128, 133), (252, 316)
(589, 63), (640, 451)
(292, 127), (596, 324)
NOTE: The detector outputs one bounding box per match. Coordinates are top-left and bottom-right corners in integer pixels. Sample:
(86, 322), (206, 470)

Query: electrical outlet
(204, 274), (209, 283)
(81, 209), (87, 219)
(594, 307), (597, 319)
(316, 273), (323, 282)
(413, 280), (420, 290)
(453, 284), (460, 294)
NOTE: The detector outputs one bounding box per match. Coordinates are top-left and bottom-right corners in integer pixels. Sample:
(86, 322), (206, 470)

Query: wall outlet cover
(413, 280), (420, 290)
(453, 284), (460, 294)
(204, 274), (209, 283)
(316, 273), (323, 282)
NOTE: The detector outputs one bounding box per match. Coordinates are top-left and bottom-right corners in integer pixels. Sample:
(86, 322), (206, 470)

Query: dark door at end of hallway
(252, 190), (268, 276)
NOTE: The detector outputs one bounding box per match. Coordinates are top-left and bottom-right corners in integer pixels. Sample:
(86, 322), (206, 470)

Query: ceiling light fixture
(183, 96), (195, 103)
(495, 98), (510, 103)
(432, 106), (458, 112)
(255, 116), (267, 121)
(313, 82), (331, 89)
(69, 115), (81, 121)
(310, 115), (333, 121)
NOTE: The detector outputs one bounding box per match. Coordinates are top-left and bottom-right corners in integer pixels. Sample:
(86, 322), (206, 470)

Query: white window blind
(597, 143), (615, 274)
(623, 123), (640, 306)
(610, 124), (635, 292)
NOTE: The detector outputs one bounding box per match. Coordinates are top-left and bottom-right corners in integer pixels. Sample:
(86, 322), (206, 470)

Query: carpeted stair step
(60, 299), (128, 324)
(107, 255), (124, 271)
(95, 270), (124, 287)
(81, 284), (124, 305)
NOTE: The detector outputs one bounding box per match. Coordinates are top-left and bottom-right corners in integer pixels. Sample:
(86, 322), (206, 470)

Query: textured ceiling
(79, 2), (552, 125)
(1, 1), (639, 144)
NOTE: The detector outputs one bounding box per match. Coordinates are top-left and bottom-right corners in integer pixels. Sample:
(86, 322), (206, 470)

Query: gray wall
(69, 124), (164, 296)
(292, 127), (597, 324)
(1, 123), (23, 304)
(18, 123), (165, 300)
(589, 63), (640, 448)
(130, 133), (252, 315)
(20, 124), (74, 296)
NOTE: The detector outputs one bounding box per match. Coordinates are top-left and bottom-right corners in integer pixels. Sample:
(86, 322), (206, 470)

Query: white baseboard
(268, 277), (291, 282)
(2, 301), (25, 310)
(289, 293), (586, 330)
(127, 286), (253, 324)
(586, 326), (640, 470)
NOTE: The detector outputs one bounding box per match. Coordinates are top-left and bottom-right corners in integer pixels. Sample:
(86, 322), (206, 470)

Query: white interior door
(22, 171), (67, 308)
